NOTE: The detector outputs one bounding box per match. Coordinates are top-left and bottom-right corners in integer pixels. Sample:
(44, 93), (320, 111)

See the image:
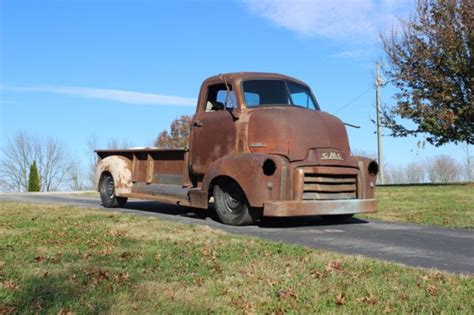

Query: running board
(123, 183), (191, 207)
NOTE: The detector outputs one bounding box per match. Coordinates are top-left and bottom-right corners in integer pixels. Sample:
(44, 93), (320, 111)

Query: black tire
(99, 173), (128, 208)
(213, 180), (260, 226)
(320, 214), (353, 223)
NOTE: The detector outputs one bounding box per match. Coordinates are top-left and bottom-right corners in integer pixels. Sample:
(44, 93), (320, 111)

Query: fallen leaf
(356, 293), (378, 305)
(383, 305), (392, 313)
(335, 293), (345, 305)
(3, 280), (20, 291)
(114, 272), (129, 283)
(310, 269), (323, 279)
(326, 260), (344, 272)
(427, 284), (438, 296)
(0, 305), (17, 315)
(119, 251), (134, 261)
(276, 288), (297, 300)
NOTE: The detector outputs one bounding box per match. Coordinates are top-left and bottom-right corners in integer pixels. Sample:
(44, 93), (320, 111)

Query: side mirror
(227, 107), (240, 120)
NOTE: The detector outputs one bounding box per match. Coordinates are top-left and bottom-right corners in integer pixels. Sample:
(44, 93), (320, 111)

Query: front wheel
(99, 173), (128, 208)
(213, 180), (260, 226)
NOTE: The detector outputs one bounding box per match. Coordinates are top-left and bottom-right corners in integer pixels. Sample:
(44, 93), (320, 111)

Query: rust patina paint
(95, 72), (377, 221)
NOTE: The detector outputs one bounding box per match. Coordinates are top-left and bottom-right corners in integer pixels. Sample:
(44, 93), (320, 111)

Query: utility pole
(375, 61), (385, 184)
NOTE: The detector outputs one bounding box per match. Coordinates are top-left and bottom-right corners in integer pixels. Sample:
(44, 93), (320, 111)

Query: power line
(334, 85), (374, 114)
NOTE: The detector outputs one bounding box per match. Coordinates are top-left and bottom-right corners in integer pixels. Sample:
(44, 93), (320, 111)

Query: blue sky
(0, 0), (468, 171)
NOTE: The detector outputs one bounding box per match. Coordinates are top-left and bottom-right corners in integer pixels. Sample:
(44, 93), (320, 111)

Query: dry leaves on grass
(0, 305), (16, 315)
(309, 269), (323, 279)
(107, 229), (128, 238)
(82, 268), (109, 285)
(326, 260), (344, 272)
(335, 293), (345, 305)
(114, 272), (130, 283)
(276, 288), (297, 300)
(119, 251), (136, 261)
(356, 293), (379, 305)
(2, 280), (20, 291)
(231, 295), (255, 312)
(57, 309), (75, 315)
(426, 284), (438, 296)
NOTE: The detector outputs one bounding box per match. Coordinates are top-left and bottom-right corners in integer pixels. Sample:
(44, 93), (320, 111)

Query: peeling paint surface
(95, 156), (133, 195)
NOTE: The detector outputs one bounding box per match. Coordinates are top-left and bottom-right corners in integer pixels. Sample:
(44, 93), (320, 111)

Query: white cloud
(331, 50), (363, 59)
(244, 0), (411, 40)
(0, 84), (196, 106)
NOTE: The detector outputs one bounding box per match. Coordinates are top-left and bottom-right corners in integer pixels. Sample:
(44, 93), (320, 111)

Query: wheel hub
(223, 189), (243, 214)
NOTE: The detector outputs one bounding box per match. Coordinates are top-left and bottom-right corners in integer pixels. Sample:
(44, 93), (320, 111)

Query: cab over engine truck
(95, 72), (378, 226)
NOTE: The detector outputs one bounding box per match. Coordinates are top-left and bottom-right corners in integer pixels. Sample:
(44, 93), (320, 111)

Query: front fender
(202, 153), (289, 207)
(352, 156), (378, 199)
(95, 156), (133, 196)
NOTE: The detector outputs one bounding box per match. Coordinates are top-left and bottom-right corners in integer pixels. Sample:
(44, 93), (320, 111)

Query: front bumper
(263, 199), (376, 217)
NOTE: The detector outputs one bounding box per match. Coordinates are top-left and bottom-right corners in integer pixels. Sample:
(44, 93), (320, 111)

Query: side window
(216, 90), (237, 109)
(287, 81), (316, 109)
(290, 92), (310, 107)
(204, 83), (235, 112)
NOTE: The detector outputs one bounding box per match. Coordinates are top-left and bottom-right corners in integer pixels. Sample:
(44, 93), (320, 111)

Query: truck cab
(96, 72), (378, 225)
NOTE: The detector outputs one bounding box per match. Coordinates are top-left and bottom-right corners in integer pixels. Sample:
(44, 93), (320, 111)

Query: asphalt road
(1, 192), (473, 275)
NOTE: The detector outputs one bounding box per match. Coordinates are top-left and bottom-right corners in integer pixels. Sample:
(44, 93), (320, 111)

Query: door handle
(193, 121), (203, 127)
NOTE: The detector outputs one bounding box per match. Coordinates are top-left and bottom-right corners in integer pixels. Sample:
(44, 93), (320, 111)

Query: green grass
(359, 184), (474, 229)
(0, 202), (472, 314)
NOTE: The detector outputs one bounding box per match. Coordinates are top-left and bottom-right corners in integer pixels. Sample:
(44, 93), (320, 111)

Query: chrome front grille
(303, 173), (357, 200)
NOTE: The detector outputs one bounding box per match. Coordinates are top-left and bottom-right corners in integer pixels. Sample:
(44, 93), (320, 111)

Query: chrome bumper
(263, 199), (376, 217)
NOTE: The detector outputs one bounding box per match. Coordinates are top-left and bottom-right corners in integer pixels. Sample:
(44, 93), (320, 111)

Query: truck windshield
(243, 80), (319, 110)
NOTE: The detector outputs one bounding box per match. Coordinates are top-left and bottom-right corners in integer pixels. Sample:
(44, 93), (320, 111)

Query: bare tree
(67, 163), (87, 191)
(427, 155), (460, 183)
(0, 131), (72, 192)
(106, 138), (134, 150)
(385, 164), (407, 184)
(462, 144), (473, 182)
(351, 149), (376, 160)
(1, 131), (40, 192)
(38, 138), (72, 191)
(86, 135), (100, 189)
(405, 161), (425, 183)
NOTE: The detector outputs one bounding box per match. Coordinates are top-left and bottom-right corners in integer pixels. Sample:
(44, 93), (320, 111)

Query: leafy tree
(155, 115), (192, 149)
(382, 0), (473, 146)
(28, 161), (40, 192)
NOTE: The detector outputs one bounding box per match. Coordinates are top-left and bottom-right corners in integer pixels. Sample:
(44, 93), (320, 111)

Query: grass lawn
(0, 202), (472, 314)
(360, 184), (474, 229)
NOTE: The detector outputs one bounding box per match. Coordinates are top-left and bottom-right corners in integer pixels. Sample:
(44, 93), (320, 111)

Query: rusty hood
(247, 107), (350, 161)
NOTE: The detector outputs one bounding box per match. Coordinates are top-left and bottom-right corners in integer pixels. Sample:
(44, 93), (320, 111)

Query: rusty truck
(95, 72), (378, 225)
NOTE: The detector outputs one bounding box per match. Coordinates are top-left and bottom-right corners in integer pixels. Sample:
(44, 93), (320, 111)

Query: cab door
(190, 82), (238, 176)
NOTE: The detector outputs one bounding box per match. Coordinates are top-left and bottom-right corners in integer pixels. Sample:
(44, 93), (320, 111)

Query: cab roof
(203, 72), (309, 87)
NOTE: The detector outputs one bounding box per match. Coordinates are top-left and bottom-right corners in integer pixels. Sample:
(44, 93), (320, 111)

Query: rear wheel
(99, 173), (128, 208)
(213, 180), (260, 226)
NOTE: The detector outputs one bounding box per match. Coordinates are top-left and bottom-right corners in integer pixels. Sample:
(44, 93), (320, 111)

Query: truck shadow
(257, 216), (369, 228)
(121, 201), (370, 228)
(121, 201), (210, 220)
